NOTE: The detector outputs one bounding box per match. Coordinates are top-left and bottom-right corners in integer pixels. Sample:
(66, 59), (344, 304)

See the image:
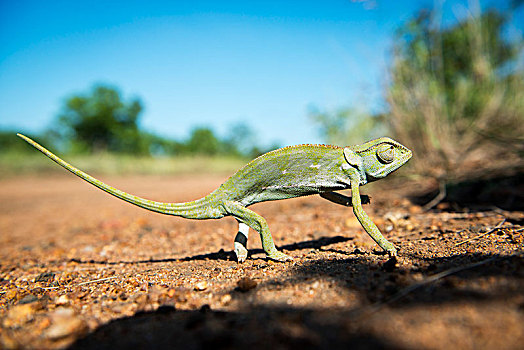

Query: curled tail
(17, 134), (224, 219)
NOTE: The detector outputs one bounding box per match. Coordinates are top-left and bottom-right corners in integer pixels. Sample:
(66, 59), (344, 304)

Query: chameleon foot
(383, 243), (397, 257)
(387, 247), (398, 257)
(234, 242), (248, 263)
(267, 251), (293, 262)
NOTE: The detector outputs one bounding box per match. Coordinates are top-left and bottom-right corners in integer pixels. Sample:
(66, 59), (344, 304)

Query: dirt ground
(0, 173), (522, 349)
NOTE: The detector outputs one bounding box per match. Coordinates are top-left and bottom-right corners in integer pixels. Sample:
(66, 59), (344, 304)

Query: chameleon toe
(234, 242), (248, 263)
(267, 251), (293, 262)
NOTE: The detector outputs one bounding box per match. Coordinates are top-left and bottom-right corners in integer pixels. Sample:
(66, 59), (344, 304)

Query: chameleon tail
(17, 134), (224, 219)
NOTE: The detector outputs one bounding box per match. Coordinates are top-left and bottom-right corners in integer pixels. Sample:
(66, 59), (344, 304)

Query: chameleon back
(219, 144), (352, 206)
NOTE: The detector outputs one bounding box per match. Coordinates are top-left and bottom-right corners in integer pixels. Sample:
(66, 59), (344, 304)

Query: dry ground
(0, 173), (522, 349)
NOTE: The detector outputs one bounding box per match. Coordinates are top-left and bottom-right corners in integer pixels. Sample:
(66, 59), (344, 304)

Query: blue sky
(1, 0), (521, 147)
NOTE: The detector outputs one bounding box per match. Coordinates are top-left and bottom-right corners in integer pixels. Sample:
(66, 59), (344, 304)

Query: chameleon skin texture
(220, 144), (350, 206)
(17, 133), (411, 262)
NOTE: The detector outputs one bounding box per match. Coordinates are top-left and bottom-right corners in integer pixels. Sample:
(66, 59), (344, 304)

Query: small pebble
(237, 277), (257, 292)
(19, 294), (38, 304)
(55, 295), (69, 306)
(220, 294), (232, 305)
(194, 281), (208, 291)
(44, 307), (87, 340)
(35, 272), (55, 283)
(44, 317), (87, 340)
(3, 304), (35, 327)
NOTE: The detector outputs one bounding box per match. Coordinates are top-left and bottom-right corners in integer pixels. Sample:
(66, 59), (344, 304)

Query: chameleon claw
(385, 244), (398, 257)
(267, 251), (293, 262)
(234, 242), (248, 263)
(388, 249), (397, 257)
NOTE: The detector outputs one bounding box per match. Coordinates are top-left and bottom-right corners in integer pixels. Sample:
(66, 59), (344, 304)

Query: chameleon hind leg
(234, 221), (249, 263)
(226, 201), (293, 262)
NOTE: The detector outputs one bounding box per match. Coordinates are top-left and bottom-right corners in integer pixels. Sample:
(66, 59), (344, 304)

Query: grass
(0, 151), (248, 178)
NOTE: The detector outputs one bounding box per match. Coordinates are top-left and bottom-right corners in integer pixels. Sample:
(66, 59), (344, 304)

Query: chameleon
(17, 133), (412, 262)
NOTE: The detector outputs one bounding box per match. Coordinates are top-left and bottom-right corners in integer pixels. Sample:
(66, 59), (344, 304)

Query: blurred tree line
(312, 2), (523, 190)
(3, 85), (269, 159)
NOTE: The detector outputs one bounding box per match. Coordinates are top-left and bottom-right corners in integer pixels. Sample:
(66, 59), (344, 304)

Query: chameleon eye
(376, 144), (394, 164)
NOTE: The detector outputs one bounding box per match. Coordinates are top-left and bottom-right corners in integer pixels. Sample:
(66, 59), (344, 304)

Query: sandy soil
(0, 173), (522, 349)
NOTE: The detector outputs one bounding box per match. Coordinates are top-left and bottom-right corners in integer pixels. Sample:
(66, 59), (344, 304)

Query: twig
(38, 275), (120, 290)
(455, 219), (506, 246)
(36, 265), (167, 291)
(75, 275), (119, 286)
(422, 180), (446, 211)
(413, 211), (499, 220)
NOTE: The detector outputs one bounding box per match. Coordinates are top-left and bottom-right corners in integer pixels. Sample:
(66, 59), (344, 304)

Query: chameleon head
(343, 137), (412, 184)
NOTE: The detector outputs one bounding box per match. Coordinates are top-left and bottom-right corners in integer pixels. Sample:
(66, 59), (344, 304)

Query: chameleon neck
(17, 134), (224, 220)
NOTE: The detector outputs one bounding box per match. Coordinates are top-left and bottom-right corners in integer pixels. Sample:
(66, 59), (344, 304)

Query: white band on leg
(238, 222), (249, 239)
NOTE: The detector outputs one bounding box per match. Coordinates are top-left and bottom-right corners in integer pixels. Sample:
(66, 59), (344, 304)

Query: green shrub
(387, 7), (524, 182)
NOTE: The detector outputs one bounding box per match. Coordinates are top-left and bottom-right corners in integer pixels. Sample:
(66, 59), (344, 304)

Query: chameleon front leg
(233, 221), (249, 263)
(226, 201), (293, 262)
(348, 174), (398, 257)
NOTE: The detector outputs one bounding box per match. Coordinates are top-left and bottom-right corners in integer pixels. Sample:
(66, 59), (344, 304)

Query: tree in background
(57, 85), (145, 154)
(387, 5), (524, 185)
(184, 127), (221, 155)
(224, 122), (264, 158)
(179, 124), (271, 158)
(49, 85), (268, 158)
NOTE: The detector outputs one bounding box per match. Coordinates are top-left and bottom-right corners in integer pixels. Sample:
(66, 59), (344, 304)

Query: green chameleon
(17, 133), (411, 262)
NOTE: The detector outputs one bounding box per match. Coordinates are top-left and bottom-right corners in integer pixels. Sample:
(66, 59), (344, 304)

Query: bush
(387, 7), (524, 182)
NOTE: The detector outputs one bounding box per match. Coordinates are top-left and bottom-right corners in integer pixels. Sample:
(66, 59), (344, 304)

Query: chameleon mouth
(396, 149), (412, 167)
(403, 148), (413, 162)
(395, 144), (412, 163)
